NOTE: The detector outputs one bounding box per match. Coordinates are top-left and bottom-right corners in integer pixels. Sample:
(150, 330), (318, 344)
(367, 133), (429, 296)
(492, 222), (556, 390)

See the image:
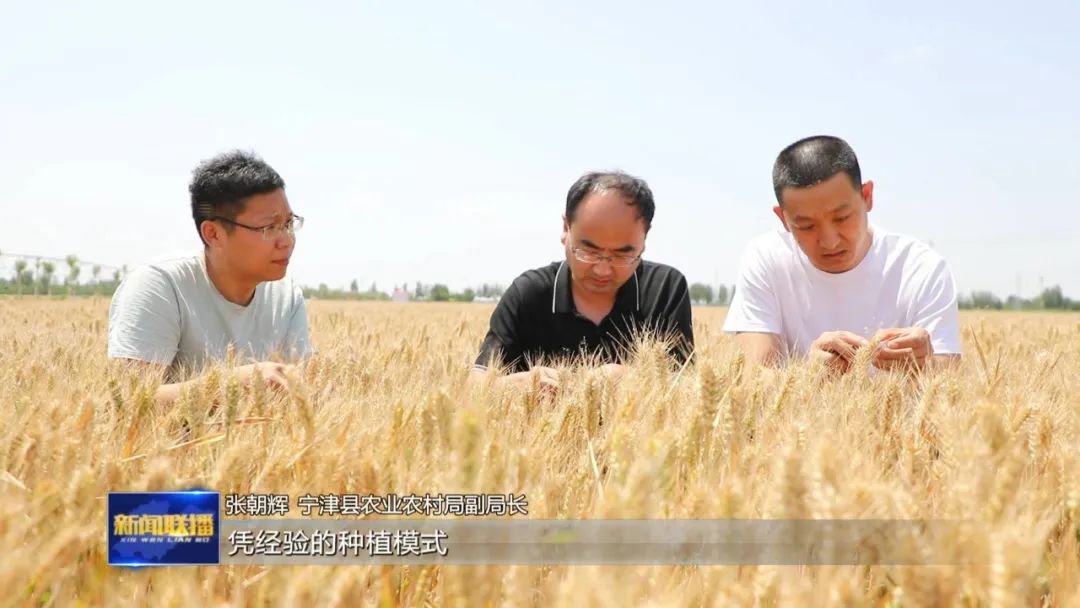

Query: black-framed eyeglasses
(211, 214), (305, 241)
(571, 246), (642, 268)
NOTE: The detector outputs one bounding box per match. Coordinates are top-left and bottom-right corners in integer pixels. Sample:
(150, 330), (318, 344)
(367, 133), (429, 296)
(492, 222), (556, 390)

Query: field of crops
(1, 297), (1079, 607)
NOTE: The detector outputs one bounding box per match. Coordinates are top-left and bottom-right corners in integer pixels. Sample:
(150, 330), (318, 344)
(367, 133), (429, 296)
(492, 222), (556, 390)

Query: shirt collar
(551, 260), (641, 315)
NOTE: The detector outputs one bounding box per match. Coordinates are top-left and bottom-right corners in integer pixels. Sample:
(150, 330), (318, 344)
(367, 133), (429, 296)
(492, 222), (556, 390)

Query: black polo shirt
(474, 260), (694, 373)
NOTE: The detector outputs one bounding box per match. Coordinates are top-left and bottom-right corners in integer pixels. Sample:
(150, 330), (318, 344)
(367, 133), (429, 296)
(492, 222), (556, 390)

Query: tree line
(0, 252), (124, 296)
(304, 282), (507, 302)
(0, 252), (508, 301)
(959, 285), (1080, 310)
(2, 252), (1075, 309)
(688, 283), (734, 306)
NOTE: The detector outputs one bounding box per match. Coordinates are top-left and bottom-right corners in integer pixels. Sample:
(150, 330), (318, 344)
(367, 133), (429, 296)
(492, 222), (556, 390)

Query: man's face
(773, 173), (874, 273)
(213, 189), (296, 282)
(560, 190), (647, 297)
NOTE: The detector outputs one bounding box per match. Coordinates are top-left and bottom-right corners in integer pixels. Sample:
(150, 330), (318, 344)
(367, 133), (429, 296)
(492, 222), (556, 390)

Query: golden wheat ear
(852, 335), (884, 375)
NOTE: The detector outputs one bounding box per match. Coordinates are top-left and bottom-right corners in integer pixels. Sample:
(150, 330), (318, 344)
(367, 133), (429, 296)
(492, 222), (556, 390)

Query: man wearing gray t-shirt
(108, 150), (312, 404)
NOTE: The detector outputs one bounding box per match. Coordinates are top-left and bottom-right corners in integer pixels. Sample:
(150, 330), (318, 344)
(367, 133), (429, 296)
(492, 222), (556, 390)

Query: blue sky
(2, 1), (1077, 297)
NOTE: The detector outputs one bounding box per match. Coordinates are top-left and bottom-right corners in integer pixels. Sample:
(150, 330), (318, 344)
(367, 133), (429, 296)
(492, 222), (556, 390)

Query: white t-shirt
(722, 227), (961, 358)
(108, 252), (313, 379)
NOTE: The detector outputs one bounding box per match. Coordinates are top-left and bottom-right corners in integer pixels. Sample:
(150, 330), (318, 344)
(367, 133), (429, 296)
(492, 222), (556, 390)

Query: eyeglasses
(572, 247), (642, 268)
(211, 215), (305, 241)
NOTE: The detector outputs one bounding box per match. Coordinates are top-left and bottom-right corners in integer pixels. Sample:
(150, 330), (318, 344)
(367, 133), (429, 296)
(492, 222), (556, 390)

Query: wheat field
(1, 297), (1079, 607)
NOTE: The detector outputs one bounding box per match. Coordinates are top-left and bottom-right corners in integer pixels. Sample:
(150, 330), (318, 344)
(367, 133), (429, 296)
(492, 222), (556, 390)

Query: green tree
(430, 284), (451, 301)
(13, 259), (30, 295)
(33, 259), (42, 295)
(350, 279), (359, 293)
(65, 255), (80, 294)
(689, 282), (714, 305)
(716, 284), (730, 306)
(40, 261), (56, 295)
(969, 290), (1003, 310)
(1039, 285), (1065, 309)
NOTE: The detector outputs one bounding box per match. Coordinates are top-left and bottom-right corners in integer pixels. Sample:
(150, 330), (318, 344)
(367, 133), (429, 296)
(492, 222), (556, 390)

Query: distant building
(391, 286), (411, 303)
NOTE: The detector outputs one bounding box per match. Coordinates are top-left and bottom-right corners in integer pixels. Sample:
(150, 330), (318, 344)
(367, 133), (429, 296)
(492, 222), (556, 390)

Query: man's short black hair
(189, 150), (285, 245)
(566, 171), (655, 231)
(772, 136), (862, 205)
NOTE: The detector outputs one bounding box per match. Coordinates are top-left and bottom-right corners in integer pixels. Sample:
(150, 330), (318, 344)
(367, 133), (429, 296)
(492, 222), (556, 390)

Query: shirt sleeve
(660, 272), (695, 366)
(722, 241), (783, 335)
(107, 266), (182, 366)
(911, 256), (962, 355)
(474, 281), (526, 372)
(283, 286), (314, 361)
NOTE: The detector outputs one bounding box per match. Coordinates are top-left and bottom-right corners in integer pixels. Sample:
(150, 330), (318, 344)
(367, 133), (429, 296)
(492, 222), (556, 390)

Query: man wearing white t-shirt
(108, 150), (313, 404)
(723, 135), (961, 373)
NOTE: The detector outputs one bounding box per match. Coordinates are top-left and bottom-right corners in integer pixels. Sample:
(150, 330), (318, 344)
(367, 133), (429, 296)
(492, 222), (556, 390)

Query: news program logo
(108, 491), (220, 566)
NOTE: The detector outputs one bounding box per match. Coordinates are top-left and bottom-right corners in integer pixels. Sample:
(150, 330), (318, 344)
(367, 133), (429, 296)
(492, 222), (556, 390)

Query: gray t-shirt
(107, 253), (312, 379)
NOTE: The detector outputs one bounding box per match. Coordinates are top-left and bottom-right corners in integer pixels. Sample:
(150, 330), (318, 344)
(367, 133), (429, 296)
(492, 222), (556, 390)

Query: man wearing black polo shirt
(472, 171), (694, 393)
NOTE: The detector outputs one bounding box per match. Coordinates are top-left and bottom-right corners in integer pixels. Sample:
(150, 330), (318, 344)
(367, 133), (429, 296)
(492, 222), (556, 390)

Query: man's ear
(560, 215), (569, 246)
(861, 180), (874, 212)
(200, 219), (222, 249)
(772, 206), (789, 231)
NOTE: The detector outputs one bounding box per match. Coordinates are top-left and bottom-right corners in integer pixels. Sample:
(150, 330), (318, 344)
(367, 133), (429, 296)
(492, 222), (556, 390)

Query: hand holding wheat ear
(808, 330), (869, 374)
(871, 327), (933, 371)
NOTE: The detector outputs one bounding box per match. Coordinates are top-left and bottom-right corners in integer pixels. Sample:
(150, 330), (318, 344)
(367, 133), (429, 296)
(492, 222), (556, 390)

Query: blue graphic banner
(107, 491), (220, 566)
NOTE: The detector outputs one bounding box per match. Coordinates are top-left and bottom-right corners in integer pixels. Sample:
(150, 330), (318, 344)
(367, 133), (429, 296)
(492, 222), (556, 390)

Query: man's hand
(809, 331), (869, 374)
(236, 361), (295, 390)
(599, 363), (629, 383)
(499, 365), (561, 399)
(112, 359), (297, 407)
(871, 327), (933, 371)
